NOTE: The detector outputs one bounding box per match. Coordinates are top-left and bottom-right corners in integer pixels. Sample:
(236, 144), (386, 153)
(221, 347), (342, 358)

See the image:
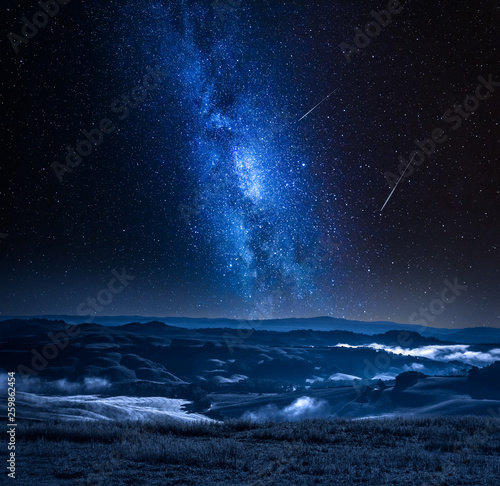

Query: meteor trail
(380, 152), (417, 212)
(298, 89), (338, 122)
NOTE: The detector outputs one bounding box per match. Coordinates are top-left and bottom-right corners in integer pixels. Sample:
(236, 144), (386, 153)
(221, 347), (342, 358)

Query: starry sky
(1, 0), (499, 327)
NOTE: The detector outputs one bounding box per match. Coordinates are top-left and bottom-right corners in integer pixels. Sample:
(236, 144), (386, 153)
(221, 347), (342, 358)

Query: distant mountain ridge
(1, 318), (497, 386)
(1, 315), (499, 343)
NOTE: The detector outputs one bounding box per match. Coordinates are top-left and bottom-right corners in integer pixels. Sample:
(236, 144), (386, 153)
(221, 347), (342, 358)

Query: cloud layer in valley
(243, 396), (330, 422)
(336, 344), (500, 367)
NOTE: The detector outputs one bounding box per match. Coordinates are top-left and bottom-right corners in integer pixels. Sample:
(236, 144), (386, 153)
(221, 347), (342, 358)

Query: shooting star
(380, 152), (417, 212)
(298, 89), (338, 122)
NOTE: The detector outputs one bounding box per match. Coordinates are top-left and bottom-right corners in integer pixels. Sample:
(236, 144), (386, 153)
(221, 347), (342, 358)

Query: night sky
(1, 0), (499, 327)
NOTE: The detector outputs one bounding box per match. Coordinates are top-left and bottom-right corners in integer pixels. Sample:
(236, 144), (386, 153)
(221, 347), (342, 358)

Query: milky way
(103, 1), (346, 317)
(169, 7), (327, 309)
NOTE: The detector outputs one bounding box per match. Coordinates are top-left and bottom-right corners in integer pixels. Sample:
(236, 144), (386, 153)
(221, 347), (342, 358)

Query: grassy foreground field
(15, 416), (500, 486)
